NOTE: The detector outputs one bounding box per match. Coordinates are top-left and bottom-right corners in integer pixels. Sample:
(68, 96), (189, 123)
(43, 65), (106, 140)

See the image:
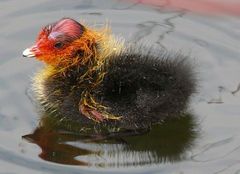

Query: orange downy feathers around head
(23, 18), (120, 69)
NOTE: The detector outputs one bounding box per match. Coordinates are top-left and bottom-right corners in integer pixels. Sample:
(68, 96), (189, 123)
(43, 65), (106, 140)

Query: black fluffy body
(41, 47), (196, 131)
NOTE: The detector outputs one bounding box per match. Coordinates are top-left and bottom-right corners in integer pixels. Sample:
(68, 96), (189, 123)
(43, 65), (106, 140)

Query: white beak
(23, 48), (35, 58)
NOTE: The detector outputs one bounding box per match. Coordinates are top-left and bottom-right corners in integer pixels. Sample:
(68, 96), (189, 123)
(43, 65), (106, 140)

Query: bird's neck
(49, 26), (124, 77)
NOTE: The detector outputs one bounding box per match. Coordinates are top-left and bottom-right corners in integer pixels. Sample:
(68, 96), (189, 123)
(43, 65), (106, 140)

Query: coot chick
(23, 18), (196, 131)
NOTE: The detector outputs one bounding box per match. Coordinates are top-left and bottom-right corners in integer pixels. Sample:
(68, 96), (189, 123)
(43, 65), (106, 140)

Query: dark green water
(0, 0), (240, 173)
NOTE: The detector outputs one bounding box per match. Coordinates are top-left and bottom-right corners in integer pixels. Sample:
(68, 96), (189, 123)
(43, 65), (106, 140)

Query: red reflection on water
(128, 0), (240, 15)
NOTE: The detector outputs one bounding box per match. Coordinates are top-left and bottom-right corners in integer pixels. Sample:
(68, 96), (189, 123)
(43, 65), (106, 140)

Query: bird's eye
(54, 42), (64, 49)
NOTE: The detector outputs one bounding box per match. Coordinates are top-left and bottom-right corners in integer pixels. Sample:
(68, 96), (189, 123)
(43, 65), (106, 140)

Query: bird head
(23, 18), (102, 67)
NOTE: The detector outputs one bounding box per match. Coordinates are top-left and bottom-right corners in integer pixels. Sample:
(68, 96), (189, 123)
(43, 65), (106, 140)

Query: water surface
(0, 0), (240, 173)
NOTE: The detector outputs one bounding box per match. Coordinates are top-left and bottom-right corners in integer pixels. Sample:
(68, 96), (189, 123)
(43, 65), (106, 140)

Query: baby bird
(23, 18), (196, 131)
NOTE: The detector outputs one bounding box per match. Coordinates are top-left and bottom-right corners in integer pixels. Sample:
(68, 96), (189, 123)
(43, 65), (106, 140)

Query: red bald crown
(41, 18), (84, 43)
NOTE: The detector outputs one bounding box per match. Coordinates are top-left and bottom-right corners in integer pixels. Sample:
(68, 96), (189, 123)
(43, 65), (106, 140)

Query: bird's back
(99, 47), (196, 129)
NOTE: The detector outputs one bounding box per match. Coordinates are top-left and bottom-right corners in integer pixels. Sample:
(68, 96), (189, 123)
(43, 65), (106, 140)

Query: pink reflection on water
(127, 0), (240, 15)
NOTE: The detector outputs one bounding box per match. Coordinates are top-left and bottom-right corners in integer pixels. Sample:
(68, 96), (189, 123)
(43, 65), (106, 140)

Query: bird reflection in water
(23, 113), (198, 167)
